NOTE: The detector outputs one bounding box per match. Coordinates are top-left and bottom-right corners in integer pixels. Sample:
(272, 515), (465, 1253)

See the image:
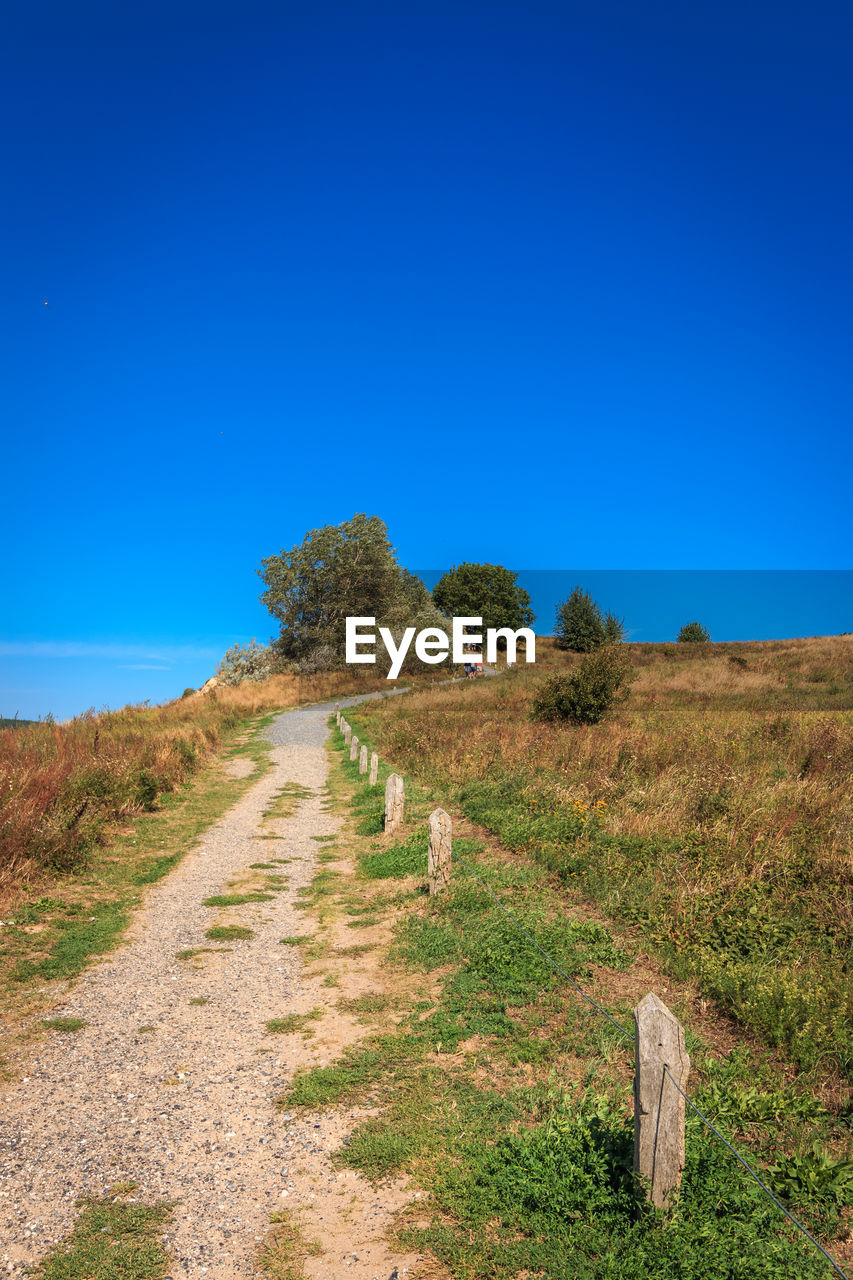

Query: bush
(677, 622), (711, 643)
(532, 645), (635, 724)
(181, 687), (196, 698)
(216, 639), (275, 685)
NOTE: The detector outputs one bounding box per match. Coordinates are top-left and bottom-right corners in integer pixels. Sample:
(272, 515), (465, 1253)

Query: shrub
(293, 643), (338, 675)
(216, 639), (275, 685)
(181, 687), (196, 698)
(532, 645), (635, 724)
(677, 621), (711, 643)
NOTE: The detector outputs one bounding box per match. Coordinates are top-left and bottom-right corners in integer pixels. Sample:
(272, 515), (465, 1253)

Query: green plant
(204, 924), (254, 941)
(216, 639), (276, 685)
(259, 512), (435, 667)
(678, 621), (711, 643)
(432, 563), (535, 639)
(202, 892), (273, 907)
(40, 1016), (87, 1032)
(532, 645), (635, 724)
(554, 586), (606, 652)
(34, 1196), (172, 1279)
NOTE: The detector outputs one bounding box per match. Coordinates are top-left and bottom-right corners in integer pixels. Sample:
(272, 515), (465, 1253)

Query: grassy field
(346, 636), (853, 1082)
(272, 722), (853, 1280)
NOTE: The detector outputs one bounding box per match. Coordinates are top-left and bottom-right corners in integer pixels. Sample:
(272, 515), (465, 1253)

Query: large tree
(432, 563), (535, 638)
(259, 513), (434, 664)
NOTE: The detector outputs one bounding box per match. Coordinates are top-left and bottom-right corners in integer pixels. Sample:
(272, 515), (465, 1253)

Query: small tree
(554, 586), (605, 652)
(677, 622), (711, 644)
(603, 611), (627, 643)
(532, 645), (635, 724)
(432, 563), (534, 641)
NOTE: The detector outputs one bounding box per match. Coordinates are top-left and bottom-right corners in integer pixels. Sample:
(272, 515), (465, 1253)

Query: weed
(202, 893), (274, 907)
(265, 1009), (323, 1035)
(40, 1017), (87, 1032)
(204, 925), (255, 941)
(256, 1207), (321, 1280)
(33, 1196), (172, 1279)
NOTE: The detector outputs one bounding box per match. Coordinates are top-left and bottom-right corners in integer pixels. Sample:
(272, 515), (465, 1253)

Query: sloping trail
(0, 696), (419, 1280)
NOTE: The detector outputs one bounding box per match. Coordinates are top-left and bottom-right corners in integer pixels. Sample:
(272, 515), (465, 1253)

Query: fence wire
(449, 847), (849, 1280)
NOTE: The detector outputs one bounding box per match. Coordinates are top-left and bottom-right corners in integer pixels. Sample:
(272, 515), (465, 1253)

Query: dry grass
(0, 668), (395, 897)
(350, 635), (853, 1073)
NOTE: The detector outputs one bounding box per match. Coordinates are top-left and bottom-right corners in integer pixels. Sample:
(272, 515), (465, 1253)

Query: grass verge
(273, 720), (852, 1280)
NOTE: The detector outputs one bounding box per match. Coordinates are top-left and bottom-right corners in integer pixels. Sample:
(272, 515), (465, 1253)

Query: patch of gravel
(0, 694), (419, 1280)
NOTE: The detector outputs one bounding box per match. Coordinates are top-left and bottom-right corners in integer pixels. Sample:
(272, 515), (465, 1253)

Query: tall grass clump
(0, 667), (396, 895)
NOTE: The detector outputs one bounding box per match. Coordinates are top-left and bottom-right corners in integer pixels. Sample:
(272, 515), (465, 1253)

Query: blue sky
(2, 1), (851, 719)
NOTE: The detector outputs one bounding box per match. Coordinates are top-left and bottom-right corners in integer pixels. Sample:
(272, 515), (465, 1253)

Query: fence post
(350, 734), (359, 762)
(369, 752), (378, 785)
(343, 722), (351, 745)
(384, 773), (404, 834)
(633, 993), (690, 1210)
(428, 809), (452, 895)
(359, 743), (368, 775)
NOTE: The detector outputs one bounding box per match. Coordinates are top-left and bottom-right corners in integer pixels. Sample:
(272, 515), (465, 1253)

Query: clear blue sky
(2, 1), (851, 719)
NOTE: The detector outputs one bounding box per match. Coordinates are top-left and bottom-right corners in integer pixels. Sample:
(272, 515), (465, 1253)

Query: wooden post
(369, 752), (378, 785)
(359, 744), (368, 775)
(343, 722), (351, 745)
(384, 773), (404, 835)
(428, 809), (452, 895)
(350, 734), (359, 762)
(634, 993), (690, 1209)
(335, 709), (341, 726)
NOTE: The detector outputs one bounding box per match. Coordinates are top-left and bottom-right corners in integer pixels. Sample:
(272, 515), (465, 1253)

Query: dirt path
(0, 697), (418, 1280)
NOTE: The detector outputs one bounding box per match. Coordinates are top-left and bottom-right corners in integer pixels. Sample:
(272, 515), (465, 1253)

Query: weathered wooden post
(428, 809), (452, 895)
(350, 734), (359, 762)
(335, 709), (341, 726)
(384, 773), (404, 834)
(634, 993), (690, 1210)
(343, 722), (351, 745)
(369, 752), (378, 785)
(359, 744), (368, 775)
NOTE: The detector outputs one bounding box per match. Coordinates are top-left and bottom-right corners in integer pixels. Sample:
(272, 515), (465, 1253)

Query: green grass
(279, 934), (312, 946)
(33, 1196), (172, 1279)
(272, 722), (853, 1280)
(40, 1016), (87, 1032)
(265, 1009), (323, 1035)
(202, 892), (274, 907)
(204, 925), (254, 941)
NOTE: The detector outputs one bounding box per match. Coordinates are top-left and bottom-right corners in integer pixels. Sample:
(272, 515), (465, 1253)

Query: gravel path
(0, 694), (412, 1279)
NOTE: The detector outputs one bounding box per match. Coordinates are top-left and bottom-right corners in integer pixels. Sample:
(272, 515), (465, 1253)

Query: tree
(677, 621), (711, 644)
(554, 586), (605, 652)
(603, 611), (627, 643)
(432, 564), (534, 642)
(258, 513), (436, 667)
